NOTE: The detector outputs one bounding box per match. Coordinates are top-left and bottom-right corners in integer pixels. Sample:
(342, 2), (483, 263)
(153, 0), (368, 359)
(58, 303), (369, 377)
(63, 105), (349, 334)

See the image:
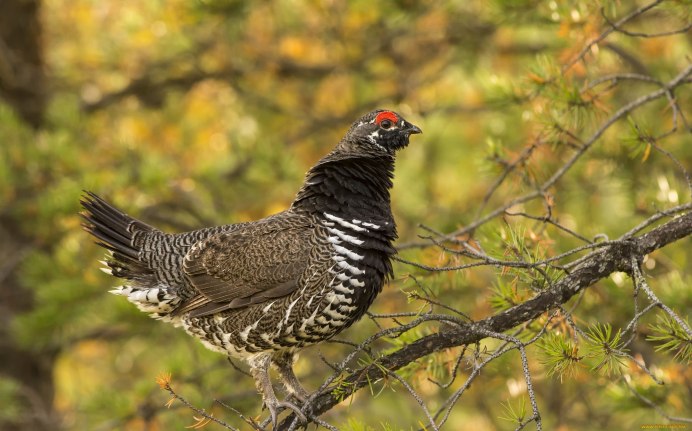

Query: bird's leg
(248, 352), (307, 428)
(272, 351), (310, 403)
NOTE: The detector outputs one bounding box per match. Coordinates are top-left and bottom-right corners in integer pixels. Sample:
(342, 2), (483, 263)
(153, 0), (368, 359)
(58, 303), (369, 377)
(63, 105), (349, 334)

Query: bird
(81, 109), (421, 426)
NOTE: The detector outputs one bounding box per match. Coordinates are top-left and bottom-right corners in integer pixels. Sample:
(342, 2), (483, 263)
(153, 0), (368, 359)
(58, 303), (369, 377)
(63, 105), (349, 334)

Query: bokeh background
(0, 0), (690, 430)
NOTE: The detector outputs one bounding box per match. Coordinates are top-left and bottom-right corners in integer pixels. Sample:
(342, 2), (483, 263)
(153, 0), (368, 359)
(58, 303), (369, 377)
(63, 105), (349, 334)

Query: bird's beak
(405, 122), (422, 135)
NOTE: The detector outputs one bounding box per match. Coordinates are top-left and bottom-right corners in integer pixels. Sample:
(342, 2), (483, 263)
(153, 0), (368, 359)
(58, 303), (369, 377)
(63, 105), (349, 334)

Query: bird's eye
(379, 119), (393, 129)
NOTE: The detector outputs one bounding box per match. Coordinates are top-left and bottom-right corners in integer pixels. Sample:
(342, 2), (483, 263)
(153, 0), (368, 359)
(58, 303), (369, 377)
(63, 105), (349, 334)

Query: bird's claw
(286, 389), (309, 404)
(265, 399), (307, 428)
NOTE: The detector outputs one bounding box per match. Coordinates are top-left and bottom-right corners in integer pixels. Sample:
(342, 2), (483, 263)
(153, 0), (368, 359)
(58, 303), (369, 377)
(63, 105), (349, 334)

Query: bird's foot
(285, 387), (310, 404)
(250, 352), (308, 429)
(264, 398), (307, 428)
(272, 351), (310, 405)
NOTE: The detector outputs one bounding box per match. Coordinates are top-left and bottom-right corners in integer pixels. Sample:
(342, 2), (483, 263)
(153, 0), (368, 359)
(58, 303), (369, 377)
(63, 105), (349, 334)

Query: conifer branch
(277, 212), (692, 429)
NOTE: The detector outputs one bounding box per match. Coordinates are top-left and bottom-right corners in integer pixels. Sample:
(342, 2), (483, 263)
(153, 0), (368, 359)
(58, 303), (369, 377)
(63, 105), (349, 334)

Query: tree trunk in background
(0, 219), (59, 431)
(0, 0), (46, 128)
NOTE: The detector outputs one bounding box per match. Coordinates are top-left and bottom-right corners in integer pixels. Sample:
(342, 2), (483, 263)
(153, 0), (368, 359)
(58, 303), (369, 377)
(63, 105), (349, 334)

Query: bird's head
(340, 109), (422, 155)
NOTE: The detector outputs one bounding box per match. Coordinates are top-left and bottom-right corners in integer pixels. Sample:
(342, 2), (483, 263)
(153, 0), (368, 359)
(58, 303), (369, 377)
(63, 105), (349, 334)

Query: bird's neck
(291, 152), (396, 226)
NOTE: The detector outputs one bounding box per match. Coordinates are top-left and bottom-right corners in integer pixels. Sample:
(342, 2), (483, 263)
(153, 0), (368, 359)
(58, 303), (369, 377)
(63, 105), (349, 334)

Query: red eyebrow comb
(375, 111), (399, 125)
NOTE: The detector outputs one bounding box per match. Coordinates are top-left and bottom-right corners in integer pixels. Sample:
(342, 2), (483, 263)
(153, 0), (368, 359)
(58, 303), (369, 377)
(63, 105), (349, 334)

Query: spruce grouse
(81, 109), (421, 425)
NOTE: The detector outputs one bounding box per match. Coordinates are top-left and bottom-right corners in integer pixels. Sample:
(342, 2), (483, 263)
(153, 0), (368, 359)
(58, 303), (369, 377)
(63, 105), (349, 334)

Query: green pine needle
(498, 397), (527, 424)
(647, 314), (692, 363)
(538, 332), (583, 382)
(584, 323), (628, 376)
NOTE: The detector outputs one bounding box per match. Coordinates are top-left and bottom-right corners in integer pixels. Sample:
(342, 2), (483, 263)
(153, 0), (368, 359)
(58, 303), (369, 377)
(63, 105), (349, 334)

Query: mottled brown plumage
(179, 213), (314, 316)
(81, 109), (421, 426)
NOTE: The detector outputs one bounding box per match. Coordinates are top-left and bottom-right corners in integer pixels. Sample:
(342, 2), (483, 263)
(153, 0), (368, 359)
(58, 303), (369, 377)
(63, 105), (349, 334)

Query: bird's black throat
(292, 153), (397, 236)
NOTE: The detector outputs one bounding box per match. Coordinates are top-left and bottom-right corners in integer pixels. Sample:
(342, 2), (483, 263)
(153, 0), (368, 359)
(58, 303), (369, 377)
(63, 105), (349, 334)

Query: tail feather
(81, 191), (183, 319)
(80, 191), (155, 281)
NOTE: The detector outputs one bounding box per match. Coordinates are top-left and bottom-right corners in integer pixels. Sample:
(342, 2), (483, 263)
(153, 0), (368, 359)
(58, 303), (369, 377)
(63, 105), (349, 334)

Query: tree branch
(395, 62), (691, 250)
(278, 211), (692, 428)
(562, 0), (663, 73)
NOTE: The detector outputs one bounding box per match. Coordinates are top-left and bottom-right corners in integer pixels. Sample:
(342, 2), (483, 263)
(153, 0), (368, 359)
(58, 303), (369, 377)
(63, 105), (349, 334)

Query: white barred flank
(326, 289), (352, 305)
(334, 258), (364, 275)
(283, 297), (300, 324)
(326, 226), (365, 246)
(333, 282), (355, 295)
(332, 244), (364, 261)
(362, 221), (381, 229)
(349, 278), (365, 287)
(240, 321), (259, 342)
(323, 213), (368, 232)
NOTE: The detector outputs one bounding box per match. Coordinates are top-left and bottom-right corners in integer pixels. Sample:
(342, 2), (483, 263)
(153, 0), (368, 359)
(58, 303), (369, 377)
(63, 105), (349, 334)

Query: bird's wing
(177, 213), (315, 317)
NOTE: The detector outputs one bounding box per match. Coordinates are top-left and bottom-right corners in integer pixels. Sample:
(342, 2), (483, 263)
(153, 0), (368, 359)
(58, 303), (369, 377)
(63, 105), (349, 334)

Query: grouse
(81, 109), (421, 425)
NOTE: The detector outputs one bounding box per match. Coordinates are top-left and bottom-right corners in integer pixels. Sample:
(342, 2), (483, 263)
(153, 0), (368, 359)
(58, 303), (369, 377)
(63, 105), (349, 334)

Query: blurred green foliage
(0, 0), (689, 430)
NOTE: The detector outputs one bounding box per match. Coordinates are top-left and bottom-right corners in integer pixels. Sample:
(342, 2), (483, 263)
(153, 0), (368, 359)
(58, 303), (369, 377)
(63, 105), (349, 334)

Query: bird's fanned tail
(81, 191), (181, 317)
(80, 191), (154, 279)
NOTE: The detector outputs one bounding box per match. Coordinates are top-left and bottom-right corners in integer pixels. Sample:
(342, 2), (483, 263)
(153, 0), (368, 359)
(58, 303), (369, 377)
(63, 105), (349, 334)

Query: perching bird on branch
(81, 109), (421, 426)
